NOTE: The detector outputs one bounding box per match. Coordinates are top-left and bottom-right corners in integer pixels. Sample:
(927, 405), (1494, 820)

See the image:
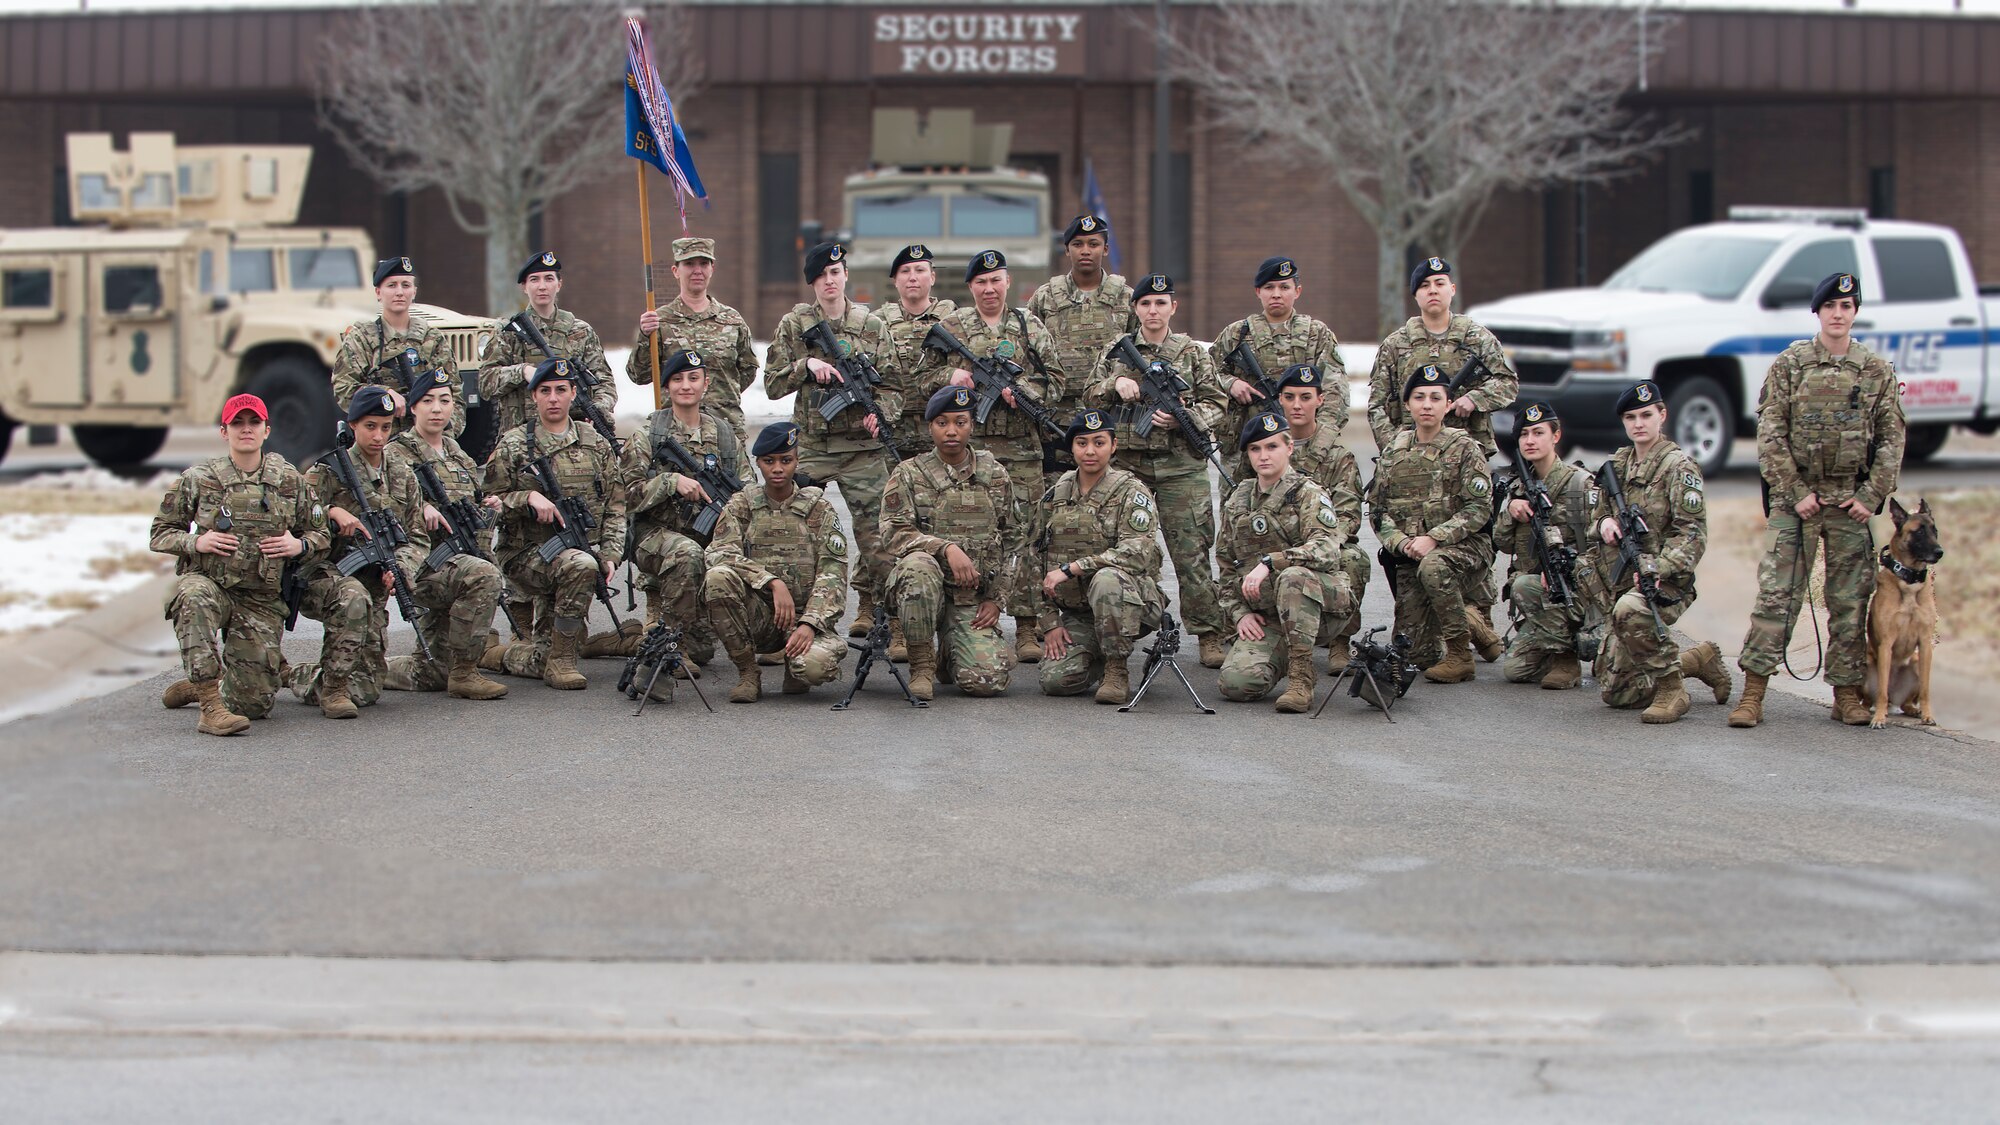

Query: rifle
(321, 423), (432, 663)
(1223, 332), (1281, 402)
(1446, 353), (1491, 402)
(410, 457), (524, 638)
(1510, 449), (1578, 607)
(1596, 459), (1680, 642)
(618, 624), (712, 715)
(520, 450), (625, 631)
(921, 324), (1067, 439)
(505, 312), (620, 450)
(1314, 626), (1420, 721)
(1108, 335), (1236, 490)
(801, 319), (903, 463)
(832, 602), (926, 711)
(1118, 612), (1215, 715)
(647, 426), (742, 541)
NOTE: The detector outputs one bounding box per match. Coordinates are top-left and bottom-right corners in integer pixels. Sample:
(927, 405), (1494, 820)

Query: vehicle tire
(74, 424), (169, 469)
(1665, 376), (1733, 477)
(460, 400), (500, 463)
(0, 415), (13, 467)
(244, 354), (337, 468)
(1902, 423), (1950, 466)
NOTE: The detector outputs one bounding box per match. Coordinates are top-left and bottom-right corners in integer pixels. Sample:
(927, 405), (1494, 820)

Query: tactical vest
(745, 489), (825, 598)
(1221, 474), (1315, 609)
(1042, 470), (1149, 610)
(185, 454), (307, 594)
(1377, 434), (1464, 533)
(909, 454), (1009, 602)
(1782, 345), (1896, 493)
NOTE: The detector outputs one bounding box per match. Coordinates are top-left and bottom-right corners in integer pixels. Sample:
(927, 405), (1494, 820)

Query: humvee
(0, 132), (492, 469)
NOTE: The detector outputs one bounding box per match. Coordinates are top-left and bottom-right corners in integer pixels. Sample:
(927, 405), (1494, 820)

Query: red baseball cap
(220, 393), (268, 423)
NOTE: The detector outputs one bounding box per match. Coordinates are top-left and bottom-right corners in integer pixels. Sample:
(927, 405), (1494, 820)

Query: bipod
(833, 604), (926, 710)
(1119, 613), (1214, 714)
(620, 624), (714, 715)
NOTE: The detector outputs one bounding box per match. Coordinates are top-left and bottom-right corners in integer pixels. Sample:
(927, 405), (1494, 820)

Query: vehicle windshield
(1602, 235), (1779, 300)
(289, 247), (362, 289)
(853, 195), (943, 239)
(950, 193), (1040, 238)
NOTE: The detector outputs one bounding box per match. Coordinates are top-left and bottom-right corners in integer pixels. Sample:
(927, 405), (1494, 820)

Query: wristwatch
(1062, 562), (1078, 579)
(1259, 553), (1276, 570)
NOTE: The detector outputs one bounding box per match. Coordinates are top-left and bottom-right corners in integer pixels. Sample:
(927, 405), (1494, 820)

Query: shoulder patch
(826, 529), (849, 557)
(1468, 475), (1491, 498)
(1683, 489), (1704, 514)
(1318, 501), (1339, 527)
(1130, 506), (1154, 533)
(1681, 470), (1702, 490)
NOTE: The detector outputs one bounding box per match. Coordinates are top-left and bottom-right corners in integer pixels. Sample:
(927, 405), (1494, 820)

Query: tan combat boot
(888, 618), (908, 662)
(1832, 685), (1872, 726)
(1466, 608), (1503, 663)
(447, 659), (508, 701)
(1095, 657), (1131, 705)
(318, 675), (359, 720)
(1641, 669), (1691, 724)
(193, 679), (250, 736)
(906, 638), (937, 702)
(162, 679), (198, 709)
(478, 633), (510, 673)
(1540, 652), (1583, 690)
(580, 620), (642, 659)
(728, 647), (762, 704)
(1275, 644), (1318, 713)
(1729, 673), (1768, 728)
(1014, 617), (1043, 664)
(1198, 633), (1228, 669)
(1680, 641), (1733, 704)
(1424, 635), (1477, 684)
(849, 591), (875, 638)
(542, 618), (588, 690)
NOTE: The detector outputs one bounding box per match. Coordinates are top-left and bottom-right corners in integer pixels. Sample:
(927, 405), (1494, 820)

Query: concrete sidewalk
(0, 573), (178, 727)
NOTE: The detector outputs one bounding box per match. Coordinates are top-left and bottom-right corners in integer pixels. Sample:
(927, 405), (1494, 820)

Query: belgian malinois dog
(1863, 498), (1945, 729)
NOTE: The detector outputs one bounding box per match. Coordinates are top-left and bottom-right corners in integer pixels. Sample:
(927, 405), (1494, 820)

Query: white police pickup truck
(1468, 208), (2000, 476)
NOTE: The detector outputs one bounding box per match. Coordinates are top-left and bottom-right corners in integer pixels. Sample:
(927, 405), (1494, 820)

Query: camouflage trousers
(1598, 586), (1690, 708)
(634, 526), (709, 638)
(286, 570), (382, 708)
(1123, 457), (1221, 638)
(1321, 546), (1370, 646)
(800, 446), (890, 602)
(383, 554), (504, 691)
(701, 564), (846, 686)
(887, 551), (1010, 696)
(1038, 567), (1162, 696)
(1738, 510), (1874, 686)
(993, 452), (1046, 621)
(1220, 566), (1352, 701)
(1386, 540), (1493, 668)
(1501, 570), (1601, 683)
(483, 546), (603, 678)
(164, 575), (286, 719)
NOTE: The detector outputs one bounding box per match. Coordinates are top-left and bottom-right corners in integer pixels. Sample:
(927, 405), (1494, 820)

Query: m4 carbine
(1222, 334), (1281, 403)
(801, 320), (903, 463)
(647, 426), (742, 541)
(321, 422), (432, 662)
(520, 451), (625, 630)
(1108, 335), (1235, 489)
(920, 324), (1066, 439)
(1595, 459), (1679, 641)
(1510, 448), (1578, 606)
(506, 312), (620, 449)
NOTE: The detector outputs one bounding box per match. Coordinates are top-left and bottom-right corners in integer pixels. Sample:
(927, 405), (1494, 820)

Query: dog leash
(1779, 516), (1827, 682)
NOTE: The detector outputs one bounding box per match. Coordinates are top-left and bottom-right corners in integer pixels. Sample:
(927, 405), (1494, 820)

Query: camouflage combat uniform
(1580, 439), (1707, 708)
(628, 296), (760, 447)
(1213, 312), (1349, 477)
(702, 484), (851, 686)
(381, 431), (506, 691)
(1366, 314), (1518, 454)
(1215, 470), (1352, 701)
(1369, 427), (1497, 667)
(764, 300), (896, 610)
(331, 315), (463, 437)
(1287, 420), (1370, 645)
(1028, 273), (1135, 471)
(880, 448), (1023, 695)
(152, 453), (330, 718)
(1739, 337), (1905, 686)
(618, 408), (742, 659)
(1036, 467), (1163, 695)
(1081, 332), (1230, 640)
(874, 297), (957, 457)
(478, 306), (618, 435)
(1492, 458), (1600, 682)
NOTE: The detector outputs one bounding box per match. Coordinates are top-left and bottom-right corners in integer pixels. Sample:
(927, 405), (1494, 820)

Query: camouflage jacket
(1367, 314), (1518, 452)
(1493, 457), (1592, 576)
(1028, 272), (1136, 414)
(1038, 467), (1162, 617)
(907, 304), (1064, 460)
(387, 431), (485, 506)
(619, 408), (742, 544)
(151, 453), (328, 597)
(1368, 427), (1495, 554)
(485, 420), (627, 569)
(1216, 470), (1345, 621)
(704, 484), (849, 636)
(628, 295), (760, 421)
(875, 298), (958, 433)
(763, 300), (895, 452)
(477, 306), (617, 434)
(1286, 423), (1364, 549)
(1586, 439), (1706, 596)
(1213, 311), (1351, 435)
(881, 449), (1021, 607)
(1758, 336), (1906, 512)
(1082, 331), (1229, 466)
(303, 447), (430, 584)
(330, 314), (460, 435)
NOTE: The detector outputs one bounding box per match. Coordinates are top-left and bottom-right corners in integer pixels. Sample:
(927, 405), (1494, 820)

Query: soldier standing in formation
(1037, 409), (1164, 704)
(331, 257), (461, 437)
(881, 387), (1024, 701)
(1029, 215), (1135, 478)
(482, 362), (627, 690)
(284, 387), (425, 717)
(380, 371), (508, 701)
(1215, 256), (1349, 479)
(874, 244), (956, 462)
(1582, 381), (1731, 724)
(1730, 272), (1906, 728)
(154, 394), (324, 735)
(702, 423), (852, 703)
(631, 237), (760, 448)
(1369, 365), (1496, 684)
(1491, 401), (1597, 690)
(477, 251), (617, 435)
(1273, 363), (1368, 655)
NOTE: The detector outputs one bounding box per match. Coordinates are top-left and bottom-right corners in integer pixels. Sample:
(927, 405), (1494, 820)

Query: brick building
(2, 2), (1997, 348)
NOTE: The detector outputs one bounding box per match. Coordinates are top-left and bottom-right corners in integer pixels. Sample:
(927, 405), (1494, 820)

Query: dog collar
(1880, 548), (1928, 585)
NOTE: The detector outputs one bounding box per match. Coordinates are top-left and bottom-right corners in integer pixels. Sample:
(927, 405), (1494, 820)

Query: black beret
(1254, 256), (1298, 287)
(528, 357), (575, 392)
(372, 256), (414, 287)
(1276, 363), (1321, 392)
(1517, 400), (1560, 430)
(751, 422), (801, 457)
(803, 241), (846, 283)
(965, 249), (1007, 283)
(1062, 214), (1109, 244)
(1067, 408), (1114, 441)
(660, 349), (706, 379)
(1614, 381), (1664, 416)
(1132, 273), (1174, 302)
(1238, 410), (1287, 452)
(889, 244), (935, 277)
(1410, 255), (1451, 294)
(1811, 271), (1861, 312)
(405, 368), (450, 406)
(517, 250), (561, 285)
(926, 385), (975, 421)
(1401, 362), (1450, 401)
(346, 384), (396, 424)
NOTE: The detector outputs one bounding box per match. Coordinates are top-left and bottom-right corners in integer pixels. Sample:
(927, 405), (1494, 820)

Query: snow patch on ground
(0, 514), (170, 635)
(20, 467), (183, 493)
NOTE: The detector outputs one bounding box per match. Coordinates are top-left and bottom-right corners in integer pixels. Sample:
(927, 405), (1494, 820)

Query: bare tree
(1170, 0), (1691, 333)
(316, 0), (701, 316)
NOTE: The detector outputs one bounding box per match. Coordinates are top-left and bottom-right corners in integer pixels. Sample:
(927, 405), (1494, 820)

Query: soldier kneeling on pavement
(881, 386), (1025, 701)
(155, 393), (326, 735)
(1037, 409), (1164, 705)
(702, 423), (850, 702)
(1492, 401), (1601, 690)
(1273, 363), (1370, 658)
(1217, 412), (1355, 712)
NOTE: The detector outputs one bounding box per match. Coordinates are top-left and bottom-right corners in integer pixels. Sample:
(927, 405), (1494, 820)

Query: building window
(1869, 167), (1895, 220)
(759, 153), (801, 284)
(1687, 170), (1714, 225)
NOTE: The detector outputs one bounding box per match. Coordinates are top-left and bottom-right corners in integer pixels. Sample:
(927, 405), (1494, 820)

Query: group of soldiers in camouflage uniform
(153, 223), (1909, 736)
